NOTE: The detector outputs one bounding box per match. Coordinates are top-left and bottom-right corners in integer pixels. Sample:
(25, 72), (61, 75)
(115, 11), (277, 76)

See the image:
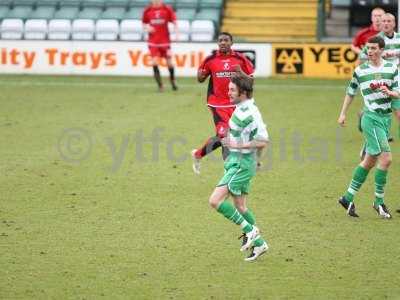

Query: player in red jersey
(191, 32), (254, 174)
(142, 0), (178, 91)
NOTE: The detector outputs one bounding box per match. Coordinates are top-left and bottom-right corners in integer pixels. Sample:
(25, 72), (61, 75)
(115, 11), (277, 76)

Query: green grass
(1, 75), (400, 299)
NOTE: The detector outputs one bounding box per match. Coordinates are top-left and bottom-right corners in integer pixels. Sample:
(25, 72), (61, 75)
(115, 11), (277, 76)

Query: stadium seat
(101, 0), (128, 20)
(176, 8), (196, 21)
(24, 19), (47, 40)
(54, 0), (80, 20)
(124, 7), (143, 19)
(191, 19), (214, 41)
(331, 0), (351, 6)
(168, 19), (190, 41)
(30, 0), (59, 19)
(176, 0), (198, 9)
(163, 0), (175, 8)
(195, 8), (220, 25)
(6, 0), (36, 19)
(78, 0), (105, 20)
(95, 19), (119, 40)
(24, 18), (47, 39)
(128, 0), (149, 8)
(199, 0), (223, 9)
(72, 19), (95, 40)
(0, 1), (12, 20)
(1, 18), (24, 39)
(48, 19), (71, 39)
(120, 19), (142, 40)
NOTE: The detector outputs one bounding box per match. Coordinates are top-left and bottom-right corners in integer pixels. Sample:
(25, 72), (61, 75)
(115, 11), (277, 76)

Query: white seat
(120, 19), (142, 41)
(191, 20), (215, 42)
(48, 19), (71, 40)
(169, 20), (190, 41)
(72, 19), (95, 40)
(95, 19), (119, 40)
(24, 19), (47, 40)
(1, 18), (24, 39)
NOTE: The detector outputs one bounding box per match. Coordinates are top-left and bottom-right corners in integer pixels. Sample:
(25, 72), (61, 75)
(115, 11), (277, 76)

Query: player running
(337, 35), (400, 218)
(208, 74), (269, 262)
(191, 32), (254, 174)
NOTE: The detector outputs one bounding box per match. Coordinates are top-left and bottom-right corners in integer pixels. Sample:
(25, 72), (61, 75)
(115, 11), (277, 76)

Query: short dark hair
(218, 32), (233, 42)
(230, 74), (253, 98)
(367, 35), (385, 49)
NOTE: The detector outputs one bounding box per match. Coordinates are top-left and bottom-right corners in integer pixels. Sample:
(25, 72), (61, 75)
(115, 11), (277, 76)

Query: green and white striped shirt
(228, 99), (269, 154)
(347, 59), (399, 116)
(359, 31), (400, 65)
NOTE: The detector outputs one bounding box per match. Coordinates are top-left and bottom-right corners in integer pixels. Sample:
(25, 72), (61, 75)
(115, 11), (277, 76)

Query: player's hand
(337, 114), (346, 127)
(146, 25), (155, 33)
(234, 65), (243, 73)
(222, 137), (240, 148)
(383, 51), (395, 58)
(379, 85), (391, 95)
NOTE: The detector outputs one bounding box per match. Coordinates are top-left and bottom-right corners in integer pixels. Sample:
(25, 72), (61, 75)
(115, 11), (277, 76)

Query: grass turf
(0, 75), (400, 299)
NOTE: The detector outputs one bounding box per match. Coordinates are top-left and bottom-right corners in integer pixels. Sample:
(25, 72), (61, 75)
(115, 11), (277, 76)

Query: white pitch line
(0, 80), (344, 90)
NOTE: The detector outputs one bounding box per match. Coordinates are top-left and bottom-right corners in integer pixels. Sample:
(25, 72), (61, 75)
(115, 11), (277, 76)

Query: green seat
(195, 8), (220, 24)
(79, 0), (104, 19)
(30, 6), (56, 18)
(36, 0), (59, 5)
(54, 6), (79, 19)
(101, 7), (126, 20)
(105, 0), (128, 8)
(128, 0), (148, 8)
(199, 0), (222, 9)
(78, 7), (102, 19)
(124, 7), (142, 19)
(176, 8), (195, 21)
(6, 0), (35, 19)
(163, 0), (175, 8)
(176, 0), (197, 9)
(0, 6), (11, 20)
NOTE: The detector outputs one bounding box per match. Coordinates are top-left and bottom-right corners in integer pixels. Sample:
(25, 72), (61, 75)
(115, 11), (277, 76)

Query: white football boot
(240, 226), (260, 252)
(245, 242), (269, 262)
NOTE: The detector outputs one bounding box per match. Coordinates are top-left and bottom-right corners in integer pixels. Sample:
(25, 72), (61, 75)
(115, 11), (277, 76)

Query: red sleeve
(167, 5), (176, 22)
(352, 28), (367, 47)
(198, 56), (211, 75)
(142, 7), (149, 24)
(241, 56), (254, 76)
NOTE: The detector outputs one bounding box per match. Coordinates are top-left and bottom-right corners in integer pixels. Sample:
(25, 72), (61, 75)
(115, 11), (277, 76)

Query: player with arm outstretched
(191, 32), (254, 174)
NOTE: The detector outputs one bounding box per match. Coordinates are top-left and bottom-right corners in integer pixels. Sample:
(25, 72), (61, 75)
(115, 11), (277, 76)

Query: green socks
(374, 168), (387, 206)
(242, 209), (256, 225)
(217, 201), (253, 233)
(344, 165), (369, 202)
(242, 208), (266, 247)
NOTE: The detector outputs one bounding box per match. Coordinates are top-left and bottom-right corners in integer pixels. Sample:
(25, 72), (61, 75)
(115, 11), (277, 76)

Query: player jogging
(208, 74), (268, 262)
(191, 32), (254, 174)
(337, 35), (400, 218)
(142, 0), (178, 92)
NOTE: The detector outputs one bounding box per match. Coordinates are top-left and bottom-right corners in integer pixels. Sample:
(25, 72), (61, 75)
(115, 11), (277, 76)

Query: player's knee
(208, 196), (220, 209)
(381, 155), (392, 168)
(235, 203), (247, 213)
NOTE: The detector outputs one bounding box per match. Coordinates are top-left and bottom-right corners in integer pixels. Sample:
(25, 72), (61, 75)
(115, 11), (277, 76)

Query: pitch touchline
(0, 80), (343, 90)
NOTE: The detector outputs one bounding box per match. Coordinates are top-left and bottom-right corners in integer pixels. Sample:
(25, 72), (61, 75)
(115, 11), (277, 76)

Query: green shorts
(217, 152), (256, 196)
(361, 112), (391, 156)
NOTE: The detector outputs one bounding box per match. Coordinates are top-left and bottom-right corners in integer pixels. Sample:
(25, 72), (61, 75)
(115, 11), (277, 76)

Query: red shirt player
(191, 32), (254, 174)
(351, 7), (384, 55)
(142, 0), (178, 91)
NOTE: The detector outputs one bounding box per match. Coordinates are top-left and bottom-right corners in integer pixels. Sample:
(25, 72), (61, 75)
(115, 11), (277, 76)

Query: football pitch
(1, 75), (400, 299)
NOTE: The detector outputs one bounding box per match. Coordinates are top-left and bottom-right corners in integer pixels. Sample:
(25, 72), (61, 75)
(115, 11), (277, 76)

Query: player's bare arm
(197, 68), (209, 82)
(338, 94), (354, 126)
(222, 137), (268, 149)
(234, 65), (254, 83)
(379, 85), (400, 98)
